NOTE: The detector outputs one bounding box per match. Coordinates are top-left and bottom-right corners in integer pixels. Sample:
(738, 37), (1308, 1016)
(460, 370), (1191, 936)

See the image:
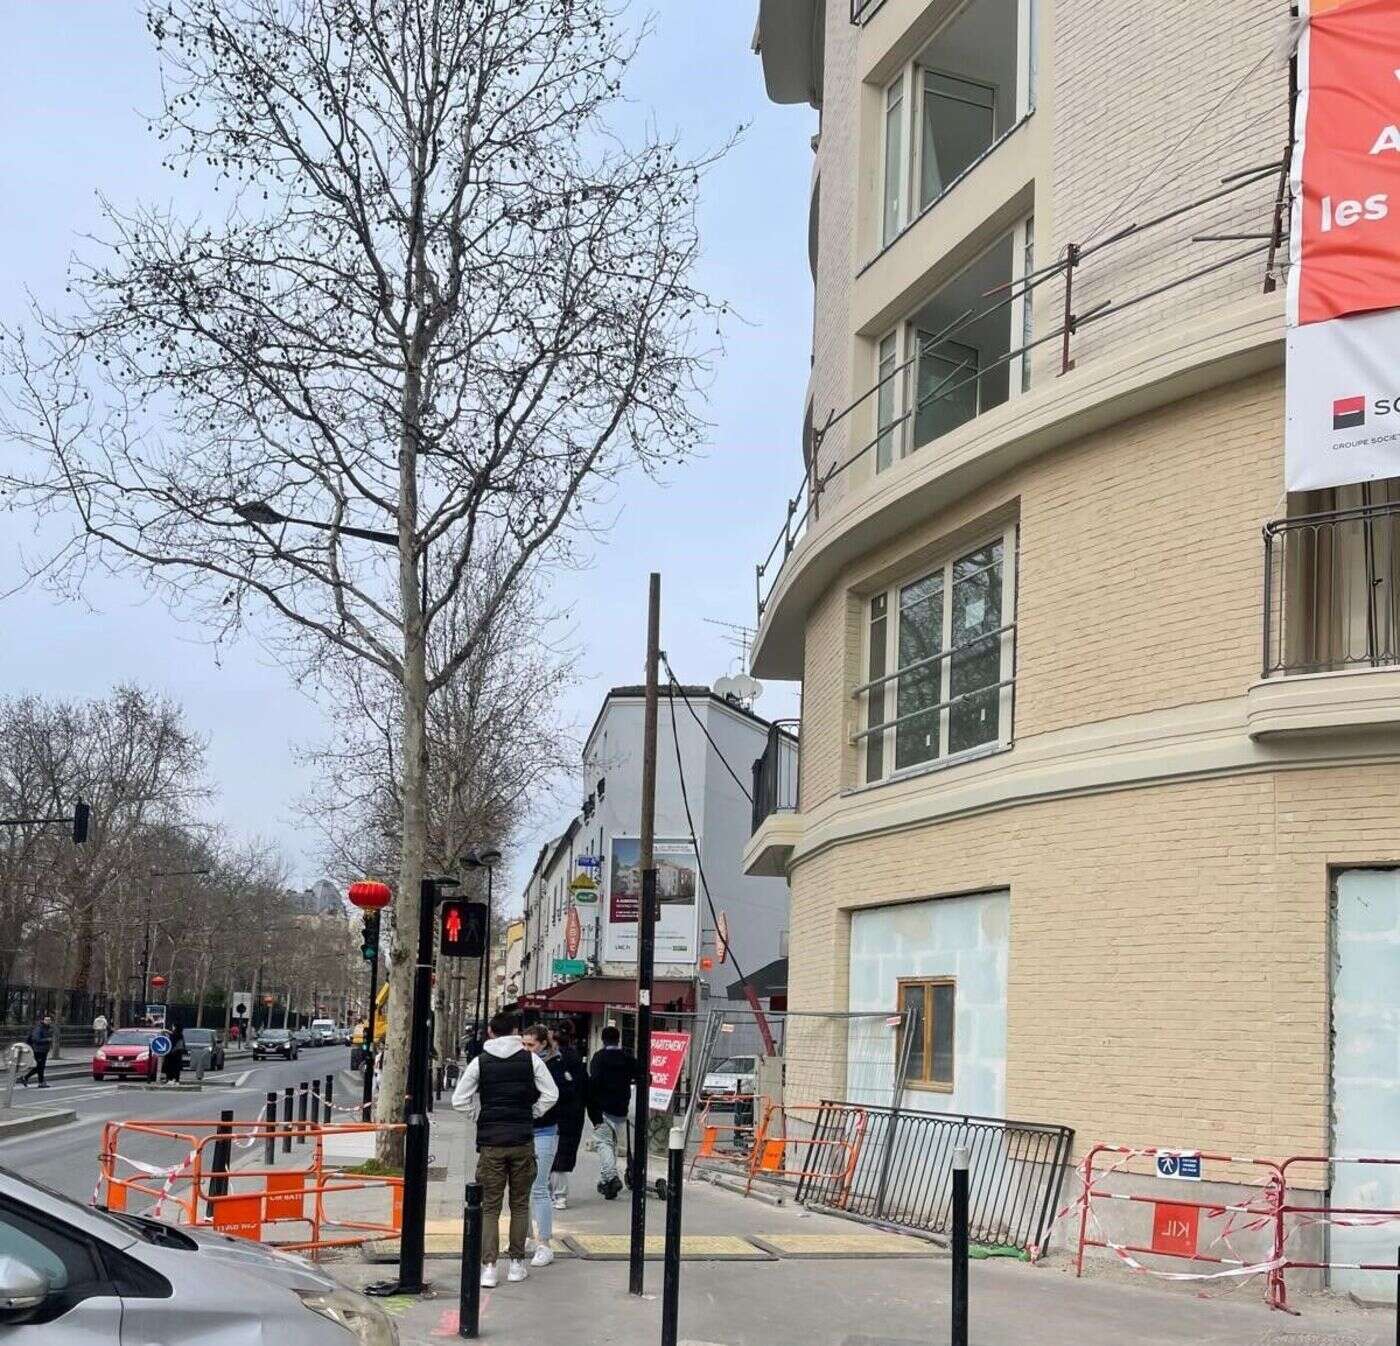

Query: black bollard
(661, 1127), (686, 1346)
(264, 1092), (277, 1166)
(458, 1182), (483, 1339)
(206, 1109), (234, 1218)
(951, 1144), (970, 1346)
(298, 1080), (309, 1145)
(324, 1073), (334, 1123)
(311, 1077), (322, 1131)
(282, 1086), (294, 1155)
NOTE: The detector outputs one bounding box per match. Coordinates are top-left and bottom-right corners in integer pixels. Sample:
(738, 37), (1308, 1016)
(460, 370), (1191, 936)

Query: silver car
(0, 1166), (395, 1344)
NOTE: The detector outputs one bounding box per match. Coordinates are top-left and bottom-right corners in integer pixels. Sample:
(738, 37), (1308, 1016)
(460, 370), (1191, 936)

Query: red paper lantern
(348, 879), (392, 911)
(150, 975), (167, 990)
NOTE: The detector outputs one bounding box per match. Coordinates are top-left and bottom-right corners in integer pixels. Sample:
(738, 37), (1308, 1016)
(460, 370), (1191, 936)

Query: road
(0, 1048), (364, 1203)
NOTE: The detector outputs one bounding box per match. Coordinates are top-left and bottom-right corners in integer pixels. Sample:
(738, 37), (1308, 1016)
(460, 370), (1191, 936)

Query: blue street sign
(1155, 1153), (1202, 1181)
(578, 854), (602, 870)
(150, 1034), (173, 1058)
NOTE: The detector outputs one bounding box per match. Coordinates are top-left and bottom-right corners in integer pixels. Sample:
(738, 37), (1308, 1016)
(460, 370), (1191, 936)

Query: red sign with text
(565, 906), (582, 959)
(647, 1031), (690, 1112)
(1150, 1201), (1200, 1258)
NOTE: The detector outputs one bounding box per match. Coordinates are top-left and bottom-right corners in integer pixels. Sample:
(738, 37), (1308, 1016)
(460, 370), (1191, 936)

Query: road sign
(565, 907), (582, 958)
(577, 854), (602, 871)
(440, 899), (487, 957)
(648, 1031), (690, 1111)
(145, 1004), (167, 1026)
(1155, 1153), (1203, 1181)
(1150, 1201), (1200, 1257)
(716, 910), (730, 965)
(232, 991), (251, 1020)
(552, 958), (587, 979)
(150, 1033), (173, 1057)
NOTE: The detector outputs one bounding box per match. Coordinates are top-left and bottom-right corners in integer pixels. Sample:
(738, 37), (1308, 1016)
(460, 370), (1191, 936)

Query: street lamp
(348, 879), (392, 1117)
(463, 847), (502, 1028)
(232, 500), (398, 547)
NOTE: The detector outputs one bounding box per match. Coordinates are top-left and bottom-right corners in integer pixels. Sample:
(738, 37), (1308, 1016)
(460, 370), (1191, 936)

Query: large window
(857, 526), (1016, 784)
(898, 978), (956, 1090)
(882, 76), (906, 246)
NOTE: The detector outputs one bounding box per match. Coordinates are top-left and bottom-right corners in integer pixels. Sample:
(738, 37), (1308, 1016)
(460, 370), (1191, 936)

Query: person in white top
(92, 1013), (108, 1047)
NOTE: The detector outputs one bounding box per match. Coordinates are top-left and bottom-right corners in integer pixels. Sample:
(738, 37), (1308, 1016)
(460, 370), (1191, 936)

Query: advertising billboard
(602, 836), (700, 964)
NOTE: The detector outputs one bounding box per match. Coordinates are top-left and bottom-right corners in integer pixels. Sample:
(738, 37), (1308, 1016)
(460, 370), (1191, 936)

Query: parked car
(293, 1028), (315, 1048)
(181, 1029), (225, 1073)
(92, 1029), (162, 1082)
(700, 1054), (758, 1102)
(0, 1164), (397, 1343)
(252, 1029), (299, 1061)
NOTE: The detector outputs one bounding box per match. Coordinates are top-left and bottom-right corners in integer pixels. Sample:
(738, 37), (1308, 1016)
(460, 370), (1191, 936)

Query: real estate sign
(1286, 0), (1400, 489)
(603, 836), (701, 964)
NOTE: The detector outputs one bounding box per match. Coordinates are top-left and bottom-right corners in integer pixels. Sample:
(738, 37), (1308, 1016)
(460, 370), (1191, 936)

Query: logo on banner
(565, 906), (582, 959)
(1332, 395), (1366, 430)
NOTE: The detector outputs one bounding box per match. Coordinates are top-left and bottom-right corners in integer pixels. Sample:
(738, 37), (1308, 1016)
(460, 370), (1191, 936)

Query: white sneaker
(480, 1263), (498, 1288)
(531, 1244), (554, 1268)
(552, 1196), (567, 1211)
(507, 1259), (529, 1283)
(524, 1237), (537, 1254)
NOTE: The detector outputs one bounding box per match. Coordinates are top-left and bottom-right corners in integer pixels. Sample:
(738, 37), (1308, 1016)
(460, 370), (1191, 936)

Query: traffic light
(440, 899), (487, 957)
(360, 911), (380, 962)
(71, 799), (90, 845)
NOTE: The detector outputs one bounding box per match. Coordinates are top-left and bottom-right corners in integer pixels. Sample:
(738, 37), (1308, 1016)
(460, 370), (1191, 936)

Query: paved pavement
(0, 1047), (359, 1201)
(327, 1109), (1397, 1346)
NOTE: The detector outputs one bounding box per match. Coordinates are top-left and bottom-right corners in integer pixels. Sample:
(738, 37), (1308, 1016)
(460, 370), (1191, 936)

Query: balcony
(745, 720), (802, 877)
(1249, 500), (1400, 738)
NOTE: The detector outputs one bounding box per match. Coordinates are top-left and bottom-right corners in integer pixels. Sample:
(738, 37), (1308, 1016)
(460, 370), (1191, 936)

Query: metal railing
(797, 1103), (1074, 1253)
(850, 0), (891, 23)
(1262, 500), (1400, 678)
(751, 719), (800, 835)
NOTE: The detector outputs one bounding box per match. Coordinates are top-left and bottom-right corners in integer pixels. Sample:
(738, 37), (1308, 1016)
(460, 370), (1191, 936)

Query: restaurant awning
(520, 975), (696, 1015)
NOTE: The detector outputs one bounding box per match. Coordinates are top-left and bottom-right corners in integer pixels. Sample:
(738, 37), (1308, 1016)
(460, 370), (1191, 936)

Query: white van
(309, 1018), (338, 1046)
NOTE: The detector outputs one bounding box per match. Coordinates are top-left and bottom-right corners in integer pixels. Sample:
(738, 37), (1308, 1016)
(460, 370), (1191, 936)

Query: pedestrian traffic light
(72, 799), (90, 844)
(360, 912), (380, 962)
(440, 899), (487, 957)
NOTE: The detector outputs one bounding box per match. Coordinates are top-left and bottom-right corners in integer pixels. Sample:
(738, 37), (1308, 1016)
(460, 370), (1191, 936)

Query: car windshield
(183, 1029), (213, 1044)
(709, 1057), (756, 1074)
(105, 1030), (155, 1047)
(260, 1030), (290, 1041)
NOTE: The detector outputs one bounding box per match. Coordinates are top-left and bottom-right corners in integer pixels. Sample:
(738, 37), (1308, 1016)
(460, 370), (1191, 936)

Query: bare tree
(0, 0), (722, 1150)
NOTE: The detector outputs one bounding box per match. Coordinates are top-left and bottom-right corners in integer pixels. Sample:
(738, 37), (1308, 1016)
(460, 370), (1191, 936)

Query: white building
(519, 685), (794, 1035)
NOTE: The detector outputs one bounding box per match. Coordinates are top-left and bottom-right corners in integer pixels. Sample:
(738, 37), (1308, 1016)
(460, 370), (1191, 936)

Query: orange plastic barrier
(742, 1103), (868, 1203)
(98, 1117), (405, 1256)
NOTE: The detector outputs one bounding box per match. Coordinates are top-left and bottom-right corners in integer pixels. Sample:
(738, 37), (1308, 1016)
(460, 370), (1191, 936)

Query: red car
(92, 1027), (161, 1081)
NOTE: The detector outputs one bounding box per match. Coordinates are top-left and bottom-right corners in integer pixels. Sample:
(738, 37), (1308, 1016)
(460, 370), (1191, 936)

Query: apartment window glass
(920, 71), (997, 209)
(898, 978), (955, 1089)
(875, 333), (899, 471)
(863, 527), (1014, 783)
(883, 76), (905, 245)
(915, 335), (980, 446)
(1020, 216), (1035, 393)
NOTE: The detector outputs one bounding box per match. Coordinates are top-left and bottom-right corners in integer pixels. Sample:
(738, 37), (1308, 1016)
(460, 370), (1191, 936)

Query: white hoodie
(451, 1035), (559, 1122)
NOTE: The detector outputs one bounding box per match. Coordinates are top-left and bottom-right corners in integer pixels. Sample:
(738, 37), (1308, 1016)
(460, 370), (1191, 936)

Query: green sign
(552, 958), (587, 979)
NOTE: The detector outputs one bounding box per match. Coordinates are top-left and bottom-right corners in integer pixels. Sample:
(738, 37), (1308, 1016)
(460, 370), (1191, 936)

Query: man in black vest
(452, 1010), (558, 1286)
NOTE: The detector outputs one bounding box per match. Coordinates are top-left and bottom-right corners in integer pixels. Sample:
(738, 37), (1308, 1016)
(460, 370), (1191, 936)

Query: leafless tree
(1, 0), (721, 1151)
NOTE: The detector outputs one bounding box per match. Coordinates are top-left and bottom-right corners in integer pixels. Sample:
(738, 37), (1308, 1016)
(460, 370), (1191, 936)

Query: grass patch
(339, 1158), (403, 1178)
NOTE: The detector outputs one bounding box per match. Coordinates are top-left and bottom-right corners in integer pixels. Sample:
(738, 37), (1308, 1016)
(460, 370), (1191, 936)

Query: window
(875, 333), (899, 472)
(0, 1199), (109, 1323)
(857, 525), (1016, 783)
(1020, 215), (1035, 393)
(920, 71), (997, 209)
(898, 978), (956, 1089)
(882, 75), (906, 245)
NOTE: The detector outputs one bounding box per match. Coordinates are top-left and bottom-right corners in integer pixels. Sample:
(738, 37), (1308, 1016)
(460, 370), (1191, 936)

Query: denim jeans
(595, 1113), (627, 1183)
(531, 1127), (559, 1243)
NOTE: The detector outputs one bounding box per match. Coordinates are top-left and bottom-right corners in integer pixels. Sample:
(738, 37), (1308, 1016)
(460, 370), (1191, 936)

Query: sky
(0, 3), (815, 909)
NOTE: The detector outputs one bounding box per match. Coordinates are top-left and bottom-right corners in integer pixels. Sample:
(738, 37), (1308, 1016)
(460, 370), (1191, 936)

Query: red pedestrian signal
(440, 899), (487, 957)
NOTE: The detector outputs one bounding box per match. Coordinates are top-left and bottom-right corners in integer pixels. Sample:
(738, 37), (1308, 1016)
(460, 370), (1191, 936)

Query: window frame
(881, 73), (909, 245)
(857, 521), (1018, 786)
(897, 976), (956, 1092)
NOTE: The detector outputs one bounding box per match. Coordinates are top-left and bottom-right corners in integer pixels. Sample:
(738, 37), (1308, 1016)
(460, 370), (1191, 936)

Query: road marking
(564, 1234), (770, 1260)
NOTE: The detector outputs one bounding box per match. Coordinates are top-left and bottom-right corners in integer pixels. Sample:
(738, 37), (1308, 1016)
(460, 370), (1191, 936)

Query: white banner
(1285, 306), (1400, 490)
(602, 837), (701, 965)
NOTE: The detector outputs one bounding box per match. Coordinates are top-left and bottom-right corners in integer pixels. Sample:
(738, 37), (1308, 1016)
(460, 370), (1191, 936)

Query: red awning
(520, 976), (695, 1015)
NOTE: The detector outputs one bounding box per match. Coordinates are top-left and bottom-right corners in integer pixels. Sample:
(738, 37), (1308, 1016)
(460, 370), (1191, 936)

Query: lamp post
(348, 880), (393, 1117)
(463, 847), (501, 1031)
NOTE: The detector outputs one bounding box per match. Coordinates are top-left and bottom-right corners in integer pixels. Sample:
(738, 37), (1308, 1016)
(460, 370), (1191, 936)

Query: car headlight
(136, 1051), (150, 1062)
(94, 1049), (107, 1061)
(297, 1288), (397, 1345)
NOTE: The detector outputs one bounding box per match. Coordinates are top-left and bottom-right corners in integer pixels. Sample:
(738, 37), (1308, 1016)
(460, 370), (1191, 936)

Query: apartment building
(747, 0), (1398, 1293)
(517, 685), (794, 1050)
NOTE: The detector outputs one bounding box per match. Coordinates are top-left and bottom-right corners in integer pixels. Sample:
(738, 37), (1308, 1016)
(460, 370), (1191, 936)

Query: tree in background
(1, 0), (722, 1156)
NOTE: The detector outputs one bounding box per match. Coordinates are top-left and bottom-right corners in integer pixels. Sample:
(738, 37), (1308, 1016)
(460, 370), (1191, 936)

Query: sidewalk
(327, 1107), (1395, 1346)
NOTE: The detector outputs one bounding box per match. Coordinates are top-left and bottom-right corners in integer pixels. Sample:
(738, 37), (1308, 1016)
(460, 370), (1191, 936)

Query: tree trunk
(72, 902), (96, 995)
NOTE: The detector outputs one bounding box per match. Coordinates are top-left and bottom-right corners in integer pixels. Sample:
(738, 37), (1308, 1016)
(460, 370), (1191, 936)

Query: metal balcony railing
(850, 0), (890, 23)
(751, 719), (801, 836)
(1263, 501), (1400, 678)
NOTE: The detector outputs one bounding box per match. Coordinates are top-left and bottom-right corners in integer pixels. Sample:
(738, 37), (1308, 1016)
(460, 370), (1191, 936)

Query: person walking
(92, 1011), (108, 1047)
(521, 1023), (575, 1267)
(160, 1024), (187, 1084)
(588, 1024), (640, 1200)
(19, 1014), (53, 1088)
(548, 1023), (587, 1211)
(453, 1011), (558, 1288)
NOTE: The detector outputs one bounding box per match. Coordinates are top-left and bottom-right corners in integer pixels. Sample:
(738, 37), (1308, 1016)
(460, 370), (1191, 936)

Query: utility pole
(629, 573), (661, 1296)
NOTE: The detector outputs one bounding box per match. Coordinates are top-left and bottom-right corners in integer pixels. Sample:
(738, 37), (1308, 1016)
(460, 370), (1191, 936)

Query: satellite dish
(715, 674), (763, 708)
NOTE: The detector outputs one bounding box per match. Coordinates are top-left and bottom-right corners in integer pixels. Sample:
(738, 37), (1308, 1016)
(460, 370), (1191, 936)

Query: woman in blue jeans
(523, 1024), (570, 1267)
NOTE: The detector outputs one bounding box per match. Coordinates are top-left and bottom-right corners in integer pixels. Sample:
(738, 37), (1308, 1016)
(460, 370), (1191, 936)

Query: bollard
(311, 1077), (322, 1129)
(951, 1144), (970, 1346)
(458, 1181), (483, 1339)
(3, 1044), (21, 1110)
(661, 1127), (686, 1346)
(297, 1080), (309, 1145)
(206, 1109), (234, 1218)
(282, 1086), (294, 1155)
(324, 1073), (334, 1123)
(264, 1092), (278, 1166)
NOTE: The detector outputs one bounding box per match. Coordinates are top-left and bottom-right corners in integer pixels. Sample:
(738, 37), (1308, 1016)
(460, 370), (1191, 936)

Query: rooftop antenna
(704, 618), (757, 675)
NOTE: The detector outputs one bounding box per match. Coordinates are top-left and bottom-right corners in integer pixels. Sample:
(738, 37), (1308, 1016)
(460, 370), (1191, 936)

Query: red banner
(1291, 0), (1400, 325)
(647, 1031), (690, 1112)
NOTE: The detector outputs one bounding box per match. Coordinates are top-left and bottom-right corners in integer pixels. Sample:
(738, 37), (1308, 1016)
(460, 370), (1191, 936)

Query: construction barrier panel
(98, 1117), (405, 1256)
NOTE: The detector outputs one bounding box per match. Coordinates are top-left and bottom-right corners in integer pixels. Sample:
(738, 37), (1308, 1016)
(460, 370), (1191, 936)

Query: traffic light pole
(362, 911), (381, 1117)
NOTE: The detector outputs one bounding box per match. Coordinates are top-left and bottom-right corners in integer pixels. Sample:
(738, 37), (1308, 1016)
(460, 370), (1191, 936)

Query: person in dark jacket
(587, 1023), (640, 1199)
(452, 1011), (558, 1287)
(19, 1015), (53, 1088)
(161, 1024), (187, 1083)
(548, 1023), (587, 1210)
